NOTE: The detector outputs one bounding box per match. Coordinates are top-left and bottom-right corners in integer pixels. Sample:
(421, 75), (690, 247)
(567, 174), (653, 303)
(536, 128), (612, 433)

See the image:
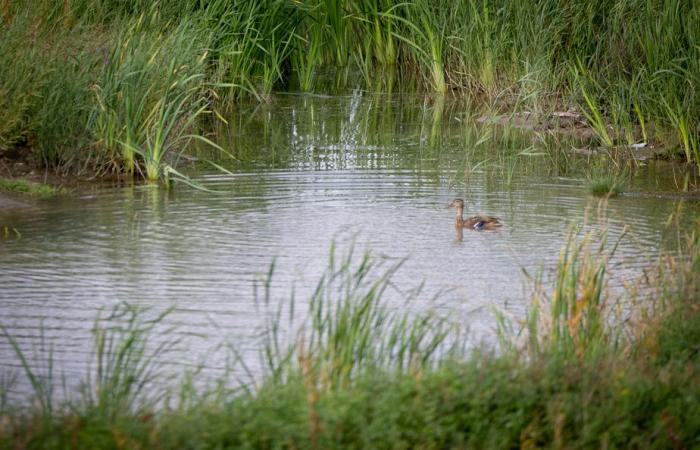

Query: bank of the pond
(2, 229), (699, 449)
(0, 177), (67, 199)
(1, 0), (699, 183)
(5, 358), (699, 448)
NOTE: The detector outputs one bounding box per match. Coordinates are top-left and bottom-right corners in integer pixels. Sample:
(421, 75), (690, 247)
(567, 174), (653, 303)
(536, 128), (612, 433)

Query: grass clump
(0, 2), (217, 183)
(588, 175), (626, 197)
(0, 177), (65, 197)
(2, 228), (700, 448)
(91, 16), (214, 182)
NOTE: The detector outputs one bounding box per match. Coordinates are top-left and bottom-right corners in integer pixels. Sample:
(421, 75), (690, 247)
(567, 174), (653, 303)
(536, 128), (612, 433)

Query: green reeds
(292, 24), (323, 92)
(259, 245), (453, 389)
(320, 0), (351, 67)
(206, 0), (300, 102)
(664, 98), (700, 164)
(2, 0), (700, 174)
(522, 230), (615, 360)
(2, 228), (700, 448)
(572, 62), (615, 147)
(354, 0), (397, 67)
(386, 1), (447, 93)
(0, 7), (90, 167)
(1, 303), (175, 426)
(1, 324), (55, 418)
(78, 304), (176, 420)
(0, 11), (39, 153)
(91, 16), (214, 181)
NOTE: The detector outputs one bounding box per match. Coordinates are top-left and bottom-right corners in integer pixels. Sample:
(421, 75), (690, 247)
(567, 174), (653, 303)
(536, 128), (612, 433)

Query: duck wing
(467, 214), (501, 224)
(468, 215), (502, 230)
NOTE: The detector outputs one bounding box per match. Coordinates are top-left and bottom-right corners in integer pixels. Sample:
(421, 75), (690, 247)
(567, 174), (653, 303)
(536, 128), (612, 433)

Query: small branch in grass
(2, 0), (11, 22)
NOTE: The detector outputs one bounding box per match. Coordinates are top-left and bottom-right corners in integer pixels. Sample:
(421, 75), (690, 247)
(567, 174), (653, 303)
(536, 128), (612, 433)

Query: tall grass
(387, 1), (448, 93)
(203, 0), (301, 102)
(0, 2), (220, 181)
(90, 15), (216, 181)
(2, 228), (699, 448)
(0, 11), (41, 153)
(0, 7), (94, 169)
(263, 246), (452, 389)
(509, 230), (620, 360)
(77, 304), (176, 420)
(1, 0), (700, 174)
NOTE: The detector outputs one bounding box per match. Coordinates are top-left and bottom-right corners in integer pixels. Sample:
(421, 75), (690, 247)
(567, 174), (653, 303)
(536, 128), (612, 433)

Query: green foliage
(2, 230), (700, 448)
(91, 17), (212, 180)
(1, 0), (700, 175)
(202, 0), (301, 101)
(0, 177), (65, 197)
(588, 175), (626, 197)
(79, 304), (176, 420)
(260, 246), (453, 388)
(0, 12), (41, 153)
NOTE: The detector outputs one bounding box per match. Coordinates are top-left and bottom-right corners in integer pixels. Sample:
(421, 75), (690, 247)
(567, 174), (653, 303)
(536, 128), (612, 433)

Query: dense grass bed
(0, 176), (64, 197)
(7, 359), (699, 449)
(1, 0), (699, 181)
(1, 230), (698, 449)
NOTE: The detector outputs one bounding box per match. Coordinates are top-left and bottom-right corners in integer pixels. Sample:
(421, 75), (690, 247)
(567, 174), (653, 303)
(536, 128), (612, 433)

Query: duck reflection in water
(447, 198), (502, 240)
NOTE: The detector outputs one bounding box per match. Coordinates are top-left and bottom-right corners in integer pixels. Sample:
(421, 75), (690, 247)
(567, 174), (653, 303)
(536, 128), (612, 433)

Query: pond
(1, 92), (698, 391)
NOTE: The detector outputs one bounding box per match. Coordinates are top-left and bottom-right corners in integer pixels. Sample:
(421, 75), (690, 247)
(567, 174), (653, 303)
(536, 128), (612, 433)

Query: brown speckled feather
(458, 215), (502, 229)
(447, 198), (503, 231)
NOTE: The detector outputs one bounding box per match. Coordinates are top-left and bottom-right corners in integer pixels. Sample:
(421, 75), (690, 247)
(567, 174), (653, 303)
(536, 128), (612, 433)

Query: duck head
(447, 198), (465, 209)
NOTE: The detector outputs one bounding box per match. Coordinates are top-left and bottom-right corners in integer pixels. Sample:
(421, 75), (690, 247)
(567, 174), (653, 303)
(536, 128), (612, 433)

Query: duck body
(458, 214), (502, 230)
(448, 198), (502, 231)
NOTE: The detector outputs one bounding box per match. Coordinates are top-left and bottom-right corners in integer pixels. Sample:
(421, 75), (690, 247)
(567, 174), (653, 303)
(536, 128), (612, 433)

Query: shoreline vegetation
(0, 0), (698, 183)
(1, 1), (699, 448)
(0, 176), (66, 198)
(1, 230), (699, 448)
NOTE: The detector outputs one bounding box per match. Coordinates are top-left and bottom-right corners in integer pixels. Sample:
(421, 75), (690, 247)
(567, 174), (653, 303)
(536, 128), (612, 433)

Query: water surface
(1, 92), (698, 389)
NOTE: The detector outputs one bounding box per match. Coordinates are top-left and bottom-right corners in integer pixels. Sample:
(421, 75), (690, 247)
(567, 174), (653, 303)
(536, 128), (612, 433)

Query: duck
(447, 198), (502, 231)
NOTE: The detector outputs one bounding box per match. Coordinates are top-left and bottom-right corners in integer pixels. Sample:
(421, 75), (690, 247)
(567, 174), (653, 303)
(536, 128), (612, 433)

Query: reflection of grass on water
(2, 228), (699, 448)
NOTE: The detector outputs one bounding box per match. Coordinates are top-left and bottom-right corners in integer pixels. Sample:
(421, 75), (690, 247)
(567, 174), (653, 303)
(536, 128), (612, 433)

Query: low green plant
(0, 177), (65, 197)
(587, 176), (625, 197)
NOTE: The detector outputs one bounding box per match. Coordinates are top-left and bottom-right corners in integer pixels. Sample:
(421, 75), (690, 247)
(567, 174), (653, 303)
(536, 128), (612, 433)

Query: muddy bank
(0, 156), (76, 187)
(477, 111), (671, 160)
